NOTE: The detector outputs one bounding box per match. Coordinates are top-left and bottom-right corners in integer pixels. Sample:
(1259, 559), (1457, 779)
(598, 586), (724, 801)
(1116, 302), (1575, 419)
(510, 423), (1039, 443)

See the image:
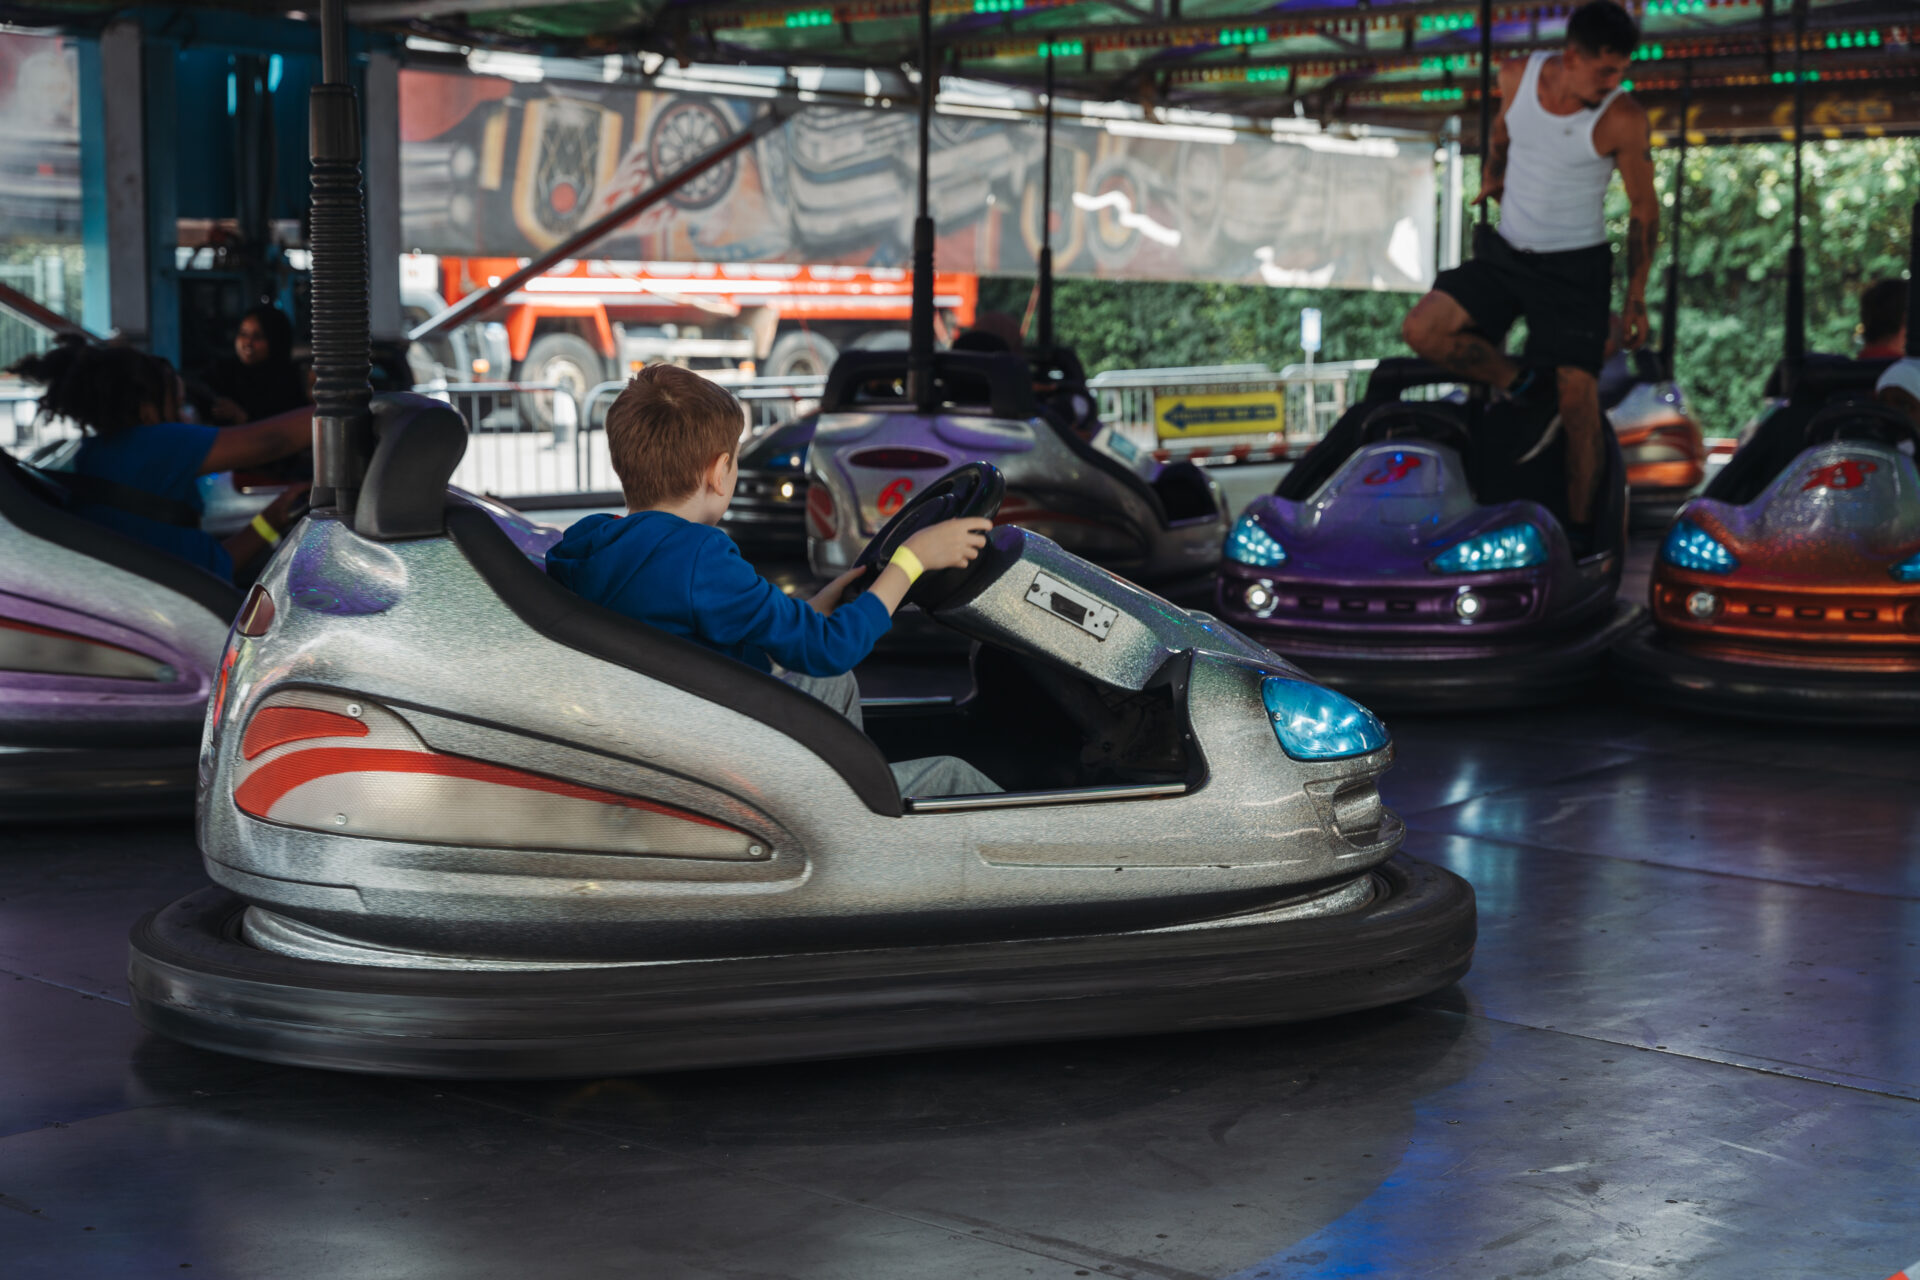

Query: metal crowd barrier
(418, 380), (605, 504)
(0, 385), (80, 460)
(417, 375), (829, 510)
(581, 376), (827, 436)
(1088, 360), (1383, 466)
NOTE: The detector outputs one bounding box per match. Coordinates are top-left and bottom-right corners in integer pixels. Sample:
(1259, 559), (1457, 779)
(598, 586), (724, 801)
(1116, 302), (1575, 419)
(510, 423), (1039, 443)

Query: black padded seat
(345, 391), (905, 818)
(1706, 357), (1895, 505)
(446, 507), (903, 818)
(821, 349), (1038, 420)
(1276, 361), (1628, 559)
(821, 346), (1199, 535)
(1365, 357), (1469, 402)
(1596, 349), (1668, 412)
(0, 451), (240, 620)
(1280, 359), (1480, 502)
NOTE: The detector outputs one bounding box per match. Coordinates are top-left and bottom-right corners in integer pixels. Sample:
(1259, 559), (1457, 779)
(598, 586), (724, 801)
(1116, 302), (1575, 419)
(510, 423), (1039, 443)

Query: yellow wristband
(888, 545), (925, 584)
(250, 513), (282, 545)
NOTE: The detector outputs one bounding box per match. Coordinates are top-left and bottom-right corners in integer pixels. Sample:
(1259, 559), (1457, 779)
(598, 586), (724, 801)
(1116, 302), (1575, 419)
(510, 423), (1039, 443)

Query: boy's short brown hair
(604, 364), (745, 509)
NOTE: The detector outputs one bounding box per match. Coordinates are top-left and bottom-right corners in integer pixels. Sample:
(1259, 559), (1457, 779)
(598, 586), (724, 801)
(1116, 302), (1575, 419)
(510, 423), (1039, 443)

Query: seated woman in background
(202, 305), (310, 425)
(8, 337), (311, 583)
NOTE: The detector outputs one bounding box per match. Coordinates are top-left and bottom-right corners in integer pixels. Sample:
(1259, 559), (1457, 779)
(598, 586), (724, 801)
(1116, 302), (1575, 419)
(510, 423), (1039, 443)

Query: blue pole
(76, 40), (111, 335)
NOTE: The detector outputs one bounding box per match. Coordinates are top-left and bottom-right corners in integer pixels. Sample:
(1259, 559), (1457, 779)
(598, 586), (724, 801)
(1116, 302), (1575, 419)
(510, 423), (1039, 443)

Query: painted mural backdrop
(0, 33), (81, 242)
(400, 68), (1435, 292)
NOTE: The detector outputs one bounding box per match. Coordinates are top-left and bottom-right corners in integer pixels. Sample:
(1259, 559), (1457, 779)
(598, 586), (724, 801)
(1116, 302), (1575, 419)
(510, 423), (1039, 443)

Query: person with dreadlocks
(202, 304), (311, 425)
(8, 337), (312, 582)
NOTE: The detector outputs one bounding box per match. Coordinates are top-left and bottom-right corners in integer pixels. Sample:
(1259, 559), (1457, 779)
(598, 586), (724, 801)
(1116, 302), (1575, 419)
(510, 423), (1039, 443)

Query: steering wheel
(1804, 401), (1920, 453)
(849, 461), (1005, 610)
(1359, 402), (1473, 457)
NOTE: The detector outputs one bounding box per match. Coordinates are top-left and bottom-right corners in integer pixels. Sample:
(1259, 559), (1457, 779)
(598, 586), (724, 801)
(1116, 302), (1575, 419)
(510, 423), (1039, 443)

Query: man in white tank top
(1402, 0), (1659, 543)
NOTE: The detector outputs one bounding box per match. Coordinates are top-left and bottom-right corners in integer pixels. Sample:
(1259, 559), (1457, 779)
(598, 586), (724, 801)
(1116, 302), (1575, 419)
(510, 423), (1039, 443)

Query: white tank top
(1497, 51), (1623, 253)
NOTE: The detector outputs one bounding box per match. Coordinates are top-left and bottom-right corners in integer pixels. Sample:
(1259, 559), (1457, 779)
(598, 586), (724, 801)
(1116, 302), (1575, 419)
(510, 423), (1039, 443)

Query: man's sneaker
(1515, 413), (1563, 464)
(1502, 364), (1558, 409)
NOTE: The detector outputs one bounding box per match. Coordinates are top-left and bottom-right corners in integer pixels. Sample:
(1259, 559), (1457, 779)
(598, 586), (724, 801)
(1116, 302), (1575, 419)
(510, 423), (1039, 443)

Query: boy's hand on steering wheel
(904, 517), (992, 571)
(808, 566), (867, 615)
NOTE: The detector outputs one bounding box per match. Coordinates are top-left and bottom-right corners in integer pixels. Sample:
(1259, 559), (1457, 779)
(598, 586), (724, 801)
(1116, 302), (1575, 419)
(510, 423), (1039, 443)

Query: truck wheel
(766, 331), (838, 378)
(517, 332), (605, 435)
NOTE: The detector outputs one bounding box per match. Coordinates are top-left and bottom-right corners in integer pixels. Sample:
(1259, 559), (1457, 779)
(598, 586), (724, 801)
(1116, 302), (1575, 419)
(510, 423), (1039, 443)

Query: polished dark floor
(5, 658), (1920, 1276)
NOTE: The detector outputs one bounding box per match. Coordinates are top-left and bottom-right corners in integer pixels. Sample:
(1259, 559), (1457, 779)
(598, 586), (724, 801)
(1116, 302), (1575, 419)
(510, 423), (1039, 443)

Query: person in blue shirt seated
(9, 337), (312, 584)
(546, 364), (1001, 799)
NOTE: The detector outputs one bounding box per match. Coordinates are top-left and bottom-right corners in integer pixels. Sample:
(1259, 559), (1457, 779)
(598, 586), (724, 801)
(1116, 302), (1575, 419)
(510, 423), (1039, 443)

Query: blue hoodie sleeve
(688, 533), (891, 676)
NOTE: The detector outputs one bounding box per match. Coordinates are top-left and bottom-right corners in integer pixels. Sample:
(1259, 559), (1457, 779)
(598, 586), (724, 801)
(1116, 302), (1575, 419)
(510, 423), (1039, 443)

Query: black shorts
(1432, 225), (1613, 375)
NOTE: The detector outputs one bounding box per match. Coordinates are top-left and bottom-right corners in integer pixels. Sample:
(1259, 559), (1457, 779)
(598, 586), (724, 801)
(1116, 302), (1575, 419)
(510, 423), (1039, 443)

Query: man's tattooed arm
(1613, 108), (1661, 347)
(1626, 197), (1653, 287)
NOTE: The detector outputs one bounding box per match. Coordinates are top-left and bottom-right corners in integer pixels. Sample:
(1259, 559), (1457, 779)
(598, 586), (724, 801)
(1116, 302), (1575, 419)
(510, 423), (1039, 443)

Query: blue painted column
(73, 22), (179, 359)
(142, 32), (181, 364)
(76, 39), (110, 335)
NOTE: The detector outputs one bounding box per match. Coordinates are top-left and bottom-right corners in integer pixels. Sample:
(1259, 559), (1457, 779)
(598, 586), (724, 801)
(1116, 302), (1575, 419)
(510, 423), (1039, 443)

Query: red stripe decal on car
(242, 707), (371, 760)
(234, 746), (737, 830)
(0, 615), (148, 658)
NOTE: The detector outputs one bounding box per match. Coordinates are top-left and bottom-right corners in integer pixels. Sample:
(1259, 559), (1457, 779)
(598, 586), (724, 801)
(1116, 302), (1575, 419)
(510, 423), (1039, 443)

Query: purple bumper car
(0, 451), (233, 819)
(1213, 359), (1642, 711)
(0, 394), (557, 820)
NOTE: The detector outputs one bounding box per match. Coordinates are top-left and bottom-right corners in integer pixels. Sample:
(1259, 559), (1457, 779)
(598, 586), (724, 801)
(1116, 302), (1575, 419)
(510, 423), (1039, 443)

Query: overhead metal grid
(336, 0), (1920, 143)
(9, 0), (1915, 139)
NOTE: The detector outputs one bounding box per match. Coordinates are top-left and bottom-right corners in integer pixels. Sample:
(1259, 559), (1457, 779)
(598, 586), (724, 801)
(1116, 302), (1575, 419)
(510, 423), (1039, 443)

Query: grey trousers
(778, 670), (1002, 799)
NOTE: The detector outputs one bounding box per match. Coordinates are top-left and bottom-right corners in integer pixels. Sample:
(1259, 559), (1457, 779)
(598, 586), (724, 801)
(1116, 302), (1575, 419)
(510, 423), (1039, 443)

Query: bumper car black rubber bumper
(1263, 600), (1645, 714)
(0, 743), (199, 821)
(1610, 621), (1920, 725)
(128, 853), (1474, 1079)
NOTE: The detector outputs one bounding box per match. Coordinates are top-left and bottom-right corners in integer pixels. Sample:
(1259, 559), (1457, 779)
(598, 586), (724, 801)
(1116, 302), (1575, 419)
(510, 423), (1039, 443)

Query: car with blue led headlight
(1213, 359), (1642, 712)
(128, 429), (1474, 1079)
(1613, 359), (1920, 723)
(721, 412), (816, 560)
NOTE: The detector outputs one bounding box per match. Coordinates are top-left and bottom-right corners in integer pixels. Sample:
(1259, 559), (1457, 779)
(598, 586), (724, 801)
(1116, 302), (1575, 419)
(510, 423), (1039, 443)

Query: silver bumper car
(805, 349), (1229, 597)
(130, 404), (1474, 1078)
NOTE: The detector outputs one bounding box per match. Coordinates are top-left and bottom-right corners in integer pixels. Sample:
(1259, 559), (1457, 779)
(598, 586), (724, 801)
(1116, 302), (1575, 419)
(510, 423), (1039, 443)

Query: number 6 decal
(877, 477), (915, 516)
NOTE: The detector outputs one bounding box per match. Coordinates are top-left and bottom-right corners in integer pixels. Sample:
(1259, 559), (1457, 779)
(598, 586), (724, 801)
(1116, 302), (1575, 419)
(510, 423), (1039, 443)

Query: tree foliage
(982, 138), (1917, 436)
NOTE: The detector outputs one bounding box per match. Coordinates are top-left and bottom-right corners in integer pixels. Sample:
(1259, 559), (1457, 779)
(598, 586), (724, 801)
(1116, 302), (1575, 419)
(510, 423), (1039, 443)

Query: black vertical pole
(1036, 50), (1055, 359)
(1474, 0), (1493, 231)
(1660, 67), (1689, 372)
(1907, 198), (1920, 358)
(1783, 0), (1807, 386)
(907, 0), (938, 411)
(308, 0), (373, 519)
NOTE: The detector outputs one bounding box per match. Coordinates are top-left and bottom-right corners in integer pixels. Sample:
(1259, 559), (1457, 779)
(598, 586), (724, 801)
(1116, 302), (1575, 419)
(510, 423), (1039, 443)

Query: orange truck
(403, 254), (978, 422)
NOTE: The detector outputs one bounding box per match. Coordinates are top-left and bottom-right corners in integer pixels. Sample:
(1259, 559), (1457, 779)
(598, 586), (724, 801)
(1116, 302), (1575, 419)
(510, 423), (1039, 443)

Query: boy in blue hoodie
(546, 364), (999, 797)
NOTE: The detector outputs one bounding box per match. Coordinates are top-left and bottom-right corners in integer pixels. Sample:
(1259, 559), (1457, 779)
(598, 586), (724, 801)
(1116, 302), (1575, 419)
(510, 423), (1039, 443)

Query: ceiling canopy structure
(6, 0), (1916, 141)
(378, 0), (1920, 143)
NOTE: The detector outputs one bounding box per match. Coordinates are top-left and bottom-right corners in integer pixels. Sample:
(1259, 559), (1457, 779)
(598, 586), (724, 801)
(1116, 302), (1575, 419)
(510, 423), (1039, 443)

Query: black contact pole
(1907, 198), (1920, 358)
(1783, 0), (1807, 386)
(906, 0), (938, 411)
(308, 0), (373, 518)
(1475, 0), (1493, 229)
(1036, 50), (1056, 359)
(1660, 67), (1690, 372)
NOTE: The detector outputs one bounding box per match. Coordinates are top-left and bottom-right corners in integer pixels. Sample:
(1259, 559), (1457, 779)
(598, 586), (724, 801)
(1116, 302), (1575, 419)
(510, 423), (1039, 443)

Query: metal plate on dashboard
(1025, 572), (1117, 640)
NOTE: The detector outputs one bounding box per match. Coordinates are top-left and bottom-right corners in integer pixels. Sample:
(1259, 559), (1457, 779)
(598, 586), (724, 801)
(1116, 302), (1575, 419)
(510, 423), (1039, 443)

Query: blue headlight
(1892, 550), (1920, 583)
(1661, 520), (1737, 574)
(1226, 513), (1286, 567)
(1261, 677), (1389, 761)
(1429, 523), (1545, 574)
